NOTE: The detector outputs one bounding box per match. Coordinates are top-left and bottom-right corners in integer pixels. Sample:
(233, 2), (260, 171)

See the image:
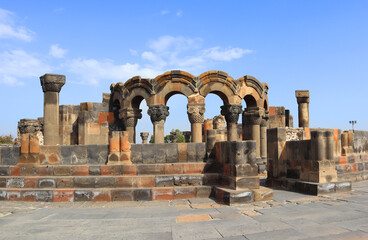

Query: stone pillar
(18, 119), (41, 164)
(203, 119), (213, 143)
(220, 104), (242, 141)
(187, 103), (205, 143)
(243, 107), (264, 160)
(182, 131), (191, 143)
(147, 105), (169, 143)
(325, 131), (334, 160)
(120, 108), (142, 143)
(140, 132), (149, 144)
(170, 131), (178, 143)
(40, 74), (65, 145)
(260, 113), (269, 163)
(295, 90), (310, 128)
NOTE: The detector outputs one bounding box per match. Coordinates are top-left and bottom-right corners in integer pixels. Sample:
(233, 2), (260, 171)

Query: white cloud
(0, 8), (33, 42)
(129, 49), (138, 56)
(161, 10), (169, 15)
(49, 44), (68, 58)
(0, 50), (51, 86)
(176, 10), (183, 17)
(201, 47), (253, 61)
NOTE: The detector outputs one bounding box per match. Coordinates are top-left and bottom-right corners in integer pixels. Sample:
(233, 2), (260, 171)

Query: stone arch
(122, 76), (153, 108)
(243, 94), (258, 108)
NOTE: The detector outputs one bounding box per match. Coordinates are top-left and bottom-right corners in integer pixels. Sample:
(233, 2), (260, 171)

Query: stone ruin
(0, 71), (367, 204)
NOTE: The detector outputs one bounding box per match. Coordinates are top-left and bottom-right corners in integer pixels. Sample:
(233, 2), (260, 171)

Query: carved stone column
(221, 104), (242, 141)
(120, 108), (142, 143)
(296, 90), (310, 128)
(170, 131), (178, 143)
(140, 132), (149, 144)
(182, 131), (191, 143)
(147, 105), (169, 143)
(40, 74), (65, 145)
(243, 107), (264, 160)
(260, 112), (269, 172)
(187, 103), (205, 143)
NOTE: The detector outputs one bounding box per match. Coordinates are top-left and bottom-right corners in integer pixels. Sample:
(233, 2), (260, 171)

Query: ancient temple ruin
(0, 70), (367, 204)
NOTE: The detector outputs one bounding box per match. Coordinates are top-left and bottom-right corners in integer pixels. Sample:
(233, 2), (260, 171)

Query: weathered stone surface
(89, 166), (101, 175)
(134, 189), (151, 201)
(95, 177), (115, 188)
(38, 178), (56, 188)
(0, 146), (20, 165)
(74, 177), (95, 188)
(74, 190), (93, 201)
(111, 189), (134, 201)
(87, 145), (108, 164)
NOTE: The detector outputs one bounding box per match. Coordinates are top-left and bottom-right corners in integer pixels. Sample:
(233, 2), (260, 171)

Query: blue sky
(0, 1), (367, 142)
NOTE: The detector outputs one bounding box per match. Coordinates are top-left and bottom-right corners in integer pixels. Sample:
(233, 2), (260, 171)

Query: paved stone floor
(2, 182), (368, 240)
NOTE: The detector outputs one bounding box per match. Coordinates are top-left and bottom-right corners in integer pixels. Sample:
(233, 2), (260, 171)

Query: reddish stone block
(7, 190), (22, 201)
(333, 129), (339, 141)
(136, 176), (155, 187)
(164, 164), (183, 174)
(73, 166), (89, 176)
(101, 165), (121, 175)
(22, 191), (36, 201)
(109, 134), (120, 152)
(92, 190), (111, 202)
(115, 176), (136, 187)
(174, 187), (196, 200)
(215, 188), (224, 202)
(20, 134), (30, 154)
(56, 178), (74, 188)
(53, 166), (72, 176)
(223, 163), (231, 175)
(10, 166), (21, 176)
(29, 135), (39, 154)
(53, 190), (74, 202)
(178, 143), (188, 162)
(339, 156), (347, 165)
(121, 165), (137, 175)
(304, 127), (310, 140)
(24, 178), (38, 188)
(184, 163), (205, 174)
(38, 166), (53, 176)
(98, 112), (114, 124)
(120, 132), (131, 152)
(152, 188), (174, 200)
(269, 107), (276, 116)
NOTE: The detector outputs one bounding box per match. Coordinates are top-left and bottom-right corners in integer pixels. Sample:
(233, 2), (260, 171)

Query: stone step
(0, 162), (220, 177)
(0, 185), (213, 202)
(0, 174), (220, 189)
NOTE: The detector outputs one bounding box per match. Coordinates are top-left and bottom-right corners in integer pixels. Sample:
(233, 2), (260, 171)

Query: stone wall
(353, 130), (368, 153)
(269, 106), (293, 129)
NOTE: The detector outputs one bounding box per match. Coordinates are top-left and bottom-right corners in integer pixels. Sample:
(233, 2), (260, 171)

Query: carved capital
(170, 131), (178, 143)
(147, 105), (169, 123)
(120, 108), (142, 127)
(18, 119), (41, 134)
(243, 107), (264, 125)
(140, 132), (149, 143)
(187, 103), (205, 123)
(261, 113), (269, 127)
(220, 104), (242, 124)
(296, 97), (310, 104)
(40, 74), (65, 93)
(296, 90), (310, 104)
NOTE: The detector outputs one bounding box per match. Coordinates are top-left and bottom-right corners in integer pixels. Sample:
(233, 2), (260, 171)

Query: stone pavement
(1, 182), (368, 240)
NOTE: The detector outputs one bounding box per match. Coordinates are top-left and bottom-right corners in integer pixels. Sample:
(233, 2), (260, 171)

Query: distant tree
(0, 134), (14, 144)
(149, 135), (154, 143)
(148, 130), (185, 143)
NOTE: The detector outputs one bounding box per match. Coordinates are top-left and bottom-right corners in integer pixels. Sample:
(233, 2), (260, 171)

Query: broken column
(243, 107), (264, 161)
(295, 90), (310, 128)
(182, 131), (191, 143)
(187, 103), (205, 143)
(121, 108), (142, 143)
(18, 119), (41, 164)
(147, 105), (169, 143)
(260, 112), (269, 171)
(140, 132), (149, 144)
(40, 74), (65, 145)
(221, 104), (242, 141)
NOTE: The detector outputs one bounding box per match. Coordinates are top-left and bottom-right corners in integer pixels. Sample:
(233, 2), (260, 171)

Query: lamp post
(349, 120), (357, 131)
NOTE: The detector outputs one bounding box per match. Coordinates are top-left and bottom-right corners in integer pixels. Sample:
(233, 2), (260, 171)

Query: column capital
(18, 119), (41, 134)
(148, 105), (169, 123)
(120, 108), (142, 127)
(243, 107), (264, 125)
(187, 103), (205, 123)
(261, 112), (269, 127)
(182, 131), (191, 142)
(170, 131), (178, 143)
(296, 90), (310, 104)
(220, 104), (242, 124)
(140, 132), (149, 143)
(40, 74), (65, 93)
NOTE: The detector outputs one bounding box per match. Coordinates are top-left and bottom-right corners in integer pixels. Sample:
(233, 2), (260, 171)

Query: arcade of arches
(109, 70), (269, 162)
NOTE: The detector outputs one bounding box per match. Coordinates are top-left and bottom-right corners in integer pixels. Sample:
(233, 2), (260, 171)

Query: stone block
(56, 178), (74, 188)
(22, 190), (36, 201)
(95, 177), (115, 188)
(60, 145), (88, 165)
(1, 146), (20, 165)
(107, 152), (120, 163)
(38, 166), (53, 176)
(151, 188), (174, 200)
(24, 178), (38, 188)
(39, 146), (61, 164)
(35, 190), (53, 202)
(196, 143), (206, 162)
(253, 186), (274, 201)
(178, 143), (188, 162)
(0, 178), (6, 188)
(74, 190), (93, 201)
(174, 175), (202, 186)
(134, 189), (151, 201)
(111, 189), (134, 201)
(153, 144), (166, 163)
(87, 145), (108, 164)
(73, 166), (89, 176)
(101, 165), (121, 175)
(0, 166), (9, 176)
(20, 165), (38, 176)
(9, 166), (21, 176)
(91, 190), (111, 202)
(174, 187), (196, 199)
(234, 163), (258, 177)
(7, 190), (22, 201)
(131, 144), (143, 164)
(38, 178), (56, 188)
(53, 190), (74, 202)
(203, 174), (219, 185)
(137, 164), (165, 175)
(0, 190), (6, 200)
(196, 186), (213, 198)
(335, 182), (352, 193)
(164, 163), (183, 174)
(53, 166), (72, 176)
(165, 143), (178, 163)
(155, 176), (174, 187)
(187, 143), (197, 162)
(115, 177), (136, 187)
(184, 163), (205, 174)
(142, 144), (155, 164)
(6, 178), (24, 188)
(136, 176), (155, 187)
(29, 135), (39, 154)
(109, 133), (120, 152)
(89, 166), (101, 175)
(98, 112), (114, 124)
(74, 177), (95, 188)
(20, 134), (30, 154)
(234, 176), (260, 189)
(121, 165), (137, 175)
